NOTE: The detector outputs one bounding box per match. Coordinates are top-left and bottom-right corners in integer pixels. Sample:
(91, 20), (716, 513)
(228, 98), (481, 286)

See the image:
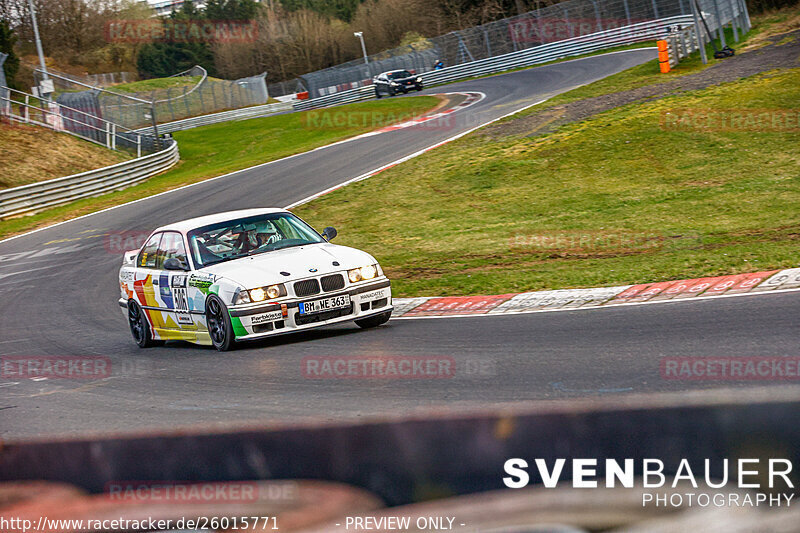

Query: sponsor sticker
(251, 311), (283, 325)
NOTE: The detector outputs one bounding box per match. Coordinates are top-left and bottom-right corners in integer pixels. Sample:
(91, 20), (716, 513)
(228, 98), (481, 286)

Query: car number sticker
(173, 287), (193, 325)
(299, 295), (350, 315)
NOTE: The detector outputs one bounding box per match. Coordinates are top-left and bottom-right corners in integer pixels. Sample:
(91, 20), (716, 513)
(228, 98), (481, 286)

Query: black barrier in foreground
(1, 389), (799, 506)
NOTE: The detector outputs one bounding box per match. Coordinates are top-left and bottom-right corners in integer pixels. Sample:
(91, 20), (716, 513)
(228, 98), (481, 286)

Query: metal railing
(138, 100), (293, 134)
(294, 15), (694, 112)
(0, 139), (179, 219)
(1, 87), (159, 156)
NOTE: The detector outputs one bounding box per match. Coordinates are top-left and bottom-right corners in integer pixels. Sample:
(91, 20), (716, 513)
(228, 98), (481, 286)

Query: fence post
(622, 0), (632, 26)
(111, 123), (116, 150)
(729, 0), (739, 42)
(105, 122), (111, 149)
(651, 0), (659, 19)
(562, 6), (574, 38)
(592, 0), (602, 32)
(24, 95), (29, 123)
(137, 134), (142, 158)
(690, 0), (708, 64)
(712, 0), (726, 47)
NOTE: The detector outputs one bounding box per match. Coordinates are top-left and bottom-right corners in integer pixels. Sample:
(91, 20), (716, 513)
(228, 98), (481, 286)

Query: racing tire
(128, 300), (164, 348)
(375, 89), (382, 99)
(355, 310), (392, 329)
(206, 295), (236, 351)
(388, 88), (396, 97)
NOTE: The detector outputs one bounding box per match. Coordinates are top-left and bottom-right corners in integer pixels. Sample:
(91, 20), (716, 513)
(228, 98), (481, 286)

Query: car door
(154, 231), (196, 332)
(377, 74), (387, 94)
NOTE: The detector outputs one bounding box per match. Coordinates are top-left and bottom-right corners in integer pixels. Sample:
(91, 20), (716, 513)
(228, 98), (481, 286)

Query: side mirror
(164, 257), (189, 271)
(322, 226), (337, 242)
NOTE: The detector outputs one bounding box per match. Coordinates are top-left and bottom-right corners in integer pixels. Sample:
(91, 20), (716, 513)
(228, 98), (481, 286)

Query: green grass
(111, 76), (206, 93)
(293, 68), (800, 297)
(0, 96), (440, 239)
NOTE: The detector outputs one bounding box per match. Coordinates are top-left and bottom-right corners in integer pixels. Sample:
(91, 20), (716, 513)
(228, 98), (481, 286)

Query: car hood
(199, 243), (377, 289)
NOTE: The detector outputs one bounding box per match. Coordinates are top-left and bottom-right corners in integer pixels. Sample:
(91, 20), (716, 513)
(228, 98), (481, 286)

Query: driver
(254, 220), (282, 247)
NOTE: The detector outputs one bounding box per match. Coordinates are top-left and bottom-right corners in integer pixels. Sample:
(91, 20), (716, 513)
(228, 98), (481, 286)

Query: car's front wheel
(128, 300), (163, 348)
(355, 310), (392, 329)
(206, 295), (236, 351)
(375, 88), (382, 99)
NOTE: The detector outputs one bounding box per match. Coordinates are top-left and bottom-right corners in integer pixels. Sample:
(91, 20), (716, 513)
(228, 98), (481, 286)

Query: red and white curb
(390, 269), (800, 319)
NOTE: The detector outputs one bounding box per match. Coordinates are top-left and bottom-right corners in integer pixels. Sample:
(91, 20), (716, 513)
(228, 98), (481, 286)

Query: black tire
(128, 300), (164, 348)
(206, 295), (236, 351)
(355, 310), (392, 329)
(375, 88), (382, 99)
(388, 87), (396, 96)
(416, 86), (424, 92)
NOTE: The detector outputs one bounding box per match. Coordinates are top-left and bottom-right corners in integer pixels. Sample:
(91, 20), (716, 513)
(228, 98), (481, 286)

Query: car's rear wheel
(128, 300), (163, 348)
(206, 295), (236, 351)
(355, 310), (392, 329)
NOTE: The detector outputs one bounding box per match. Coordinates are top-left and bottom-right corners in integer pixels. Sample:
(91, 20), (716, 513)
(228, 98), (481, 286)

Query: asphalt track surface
(1, 49), (798, 440)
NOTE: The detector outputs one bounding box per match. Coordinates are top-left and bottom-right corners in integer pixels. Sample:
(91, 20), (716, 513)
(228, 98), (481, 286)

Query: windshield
(388, 70), (412, 79)
(187, 212), (325, 268)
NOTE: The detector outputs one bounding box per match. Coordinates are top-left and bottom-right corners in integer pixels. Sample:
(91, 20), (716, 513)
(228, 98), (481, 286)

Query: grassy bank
(0, 122), (130, 190)
(0, 95), (440, 239)
(294, 67), (800, 297)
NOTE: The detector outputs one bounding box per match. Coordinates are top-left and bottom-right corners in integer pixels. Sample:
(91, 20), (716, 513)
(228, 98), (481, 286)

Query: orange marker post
(657, 40), (670, 73)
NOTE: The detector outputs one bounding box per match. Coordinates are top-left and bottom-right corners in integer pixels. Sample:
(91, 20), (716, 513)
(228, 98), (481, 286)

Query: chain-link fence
(295, 0), (746, 98)
(36, 66), (270, 131)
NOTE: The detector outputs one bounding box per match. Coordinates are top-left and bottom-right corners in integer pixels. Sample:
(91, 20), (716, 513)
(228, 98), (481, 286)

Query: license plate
(299, 294), (351, 315)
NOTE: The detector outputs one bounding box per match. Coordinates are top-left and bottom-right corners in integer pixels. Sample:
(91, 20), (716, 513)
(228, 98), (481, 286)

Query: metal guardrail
(0, 140), (179, 219)
(138, 100), (294, 134)
(293, 15), (695, 111)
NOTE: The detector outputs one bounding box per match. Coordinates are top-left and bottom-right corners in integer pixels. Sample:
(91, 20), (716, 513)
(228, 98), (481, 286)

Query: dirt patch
(482, 30), (800, 139)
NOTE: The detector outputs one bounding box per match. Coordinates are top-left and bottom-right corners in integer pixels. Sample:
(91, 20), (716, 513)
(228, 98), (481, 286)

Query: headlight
(250, 287), (267, 302)
(416, 77), (422, 83)
(266, 284), (282, 299)
(246, 283), (286, 303)
(234, 289), (252, 305)
(390, 81), (399, 86)
(361, 264), (377, 280)
(348, 265), (379, 283)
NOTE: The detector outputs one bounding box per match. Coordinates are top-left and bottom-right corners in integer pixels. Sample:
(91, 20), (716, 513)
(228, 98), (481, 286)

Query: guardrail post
(105, 122), (111, 149)
(24, 95), (29, 123)
(137, 134), (142, 158)
(111, 123), (116, 150)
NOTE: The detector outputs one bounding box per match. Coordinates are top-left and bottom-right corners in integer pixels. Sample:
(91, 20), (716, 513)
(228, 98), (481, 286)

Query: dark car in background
(373, 69), (424, 97)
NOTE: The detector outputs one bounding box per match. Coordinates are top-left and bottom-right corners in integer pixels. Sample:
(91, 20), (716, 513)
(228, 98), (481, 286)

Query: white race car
(118, 208), (392, 350)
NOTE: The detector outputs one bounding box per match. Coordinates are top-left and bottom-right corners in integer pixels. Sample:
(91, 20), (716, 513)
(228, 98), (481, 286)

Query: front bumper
(229, 278), (392, 341)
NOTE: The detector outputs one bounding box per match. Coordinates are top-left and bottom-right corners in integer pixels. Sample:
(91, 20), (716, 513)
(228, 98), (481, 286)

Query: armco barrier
(294, 16), (695, 111)
(0, 140), (179, 219)
(138, 101), (294, 134)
